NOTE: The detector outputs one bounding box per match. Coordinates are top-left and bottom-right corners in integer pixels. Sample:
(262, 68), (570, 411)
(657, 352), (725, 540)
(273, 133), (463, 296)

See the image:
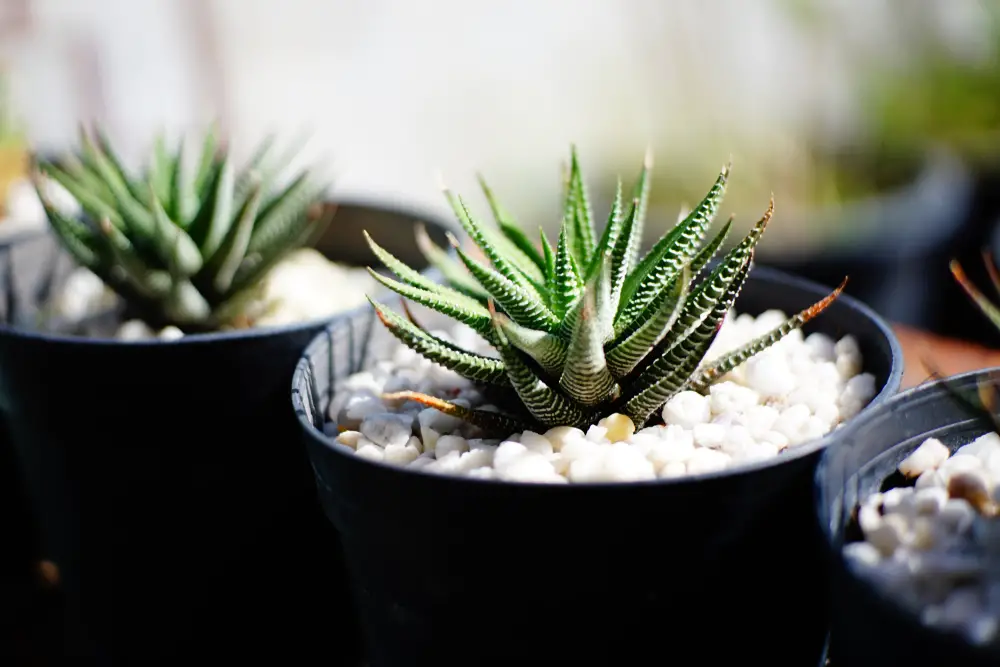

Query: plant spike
(951, 259), (1000, 331)
(33, 125), (328, 332)
(690, 278), (848, 392)
(370, 298), (509, 386)
(362, 146), (843, 434)
(413, 223), (491, 303)
(382, 391), (529, 435)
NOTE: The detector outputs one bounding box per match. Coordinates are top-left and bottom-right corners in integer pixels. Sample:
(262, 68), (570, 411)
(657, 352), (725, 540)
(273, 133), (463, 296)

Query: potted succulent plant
(818, 252), (1000, 667)
(0, 126), (455, 663)
(293, 146), (904, 667)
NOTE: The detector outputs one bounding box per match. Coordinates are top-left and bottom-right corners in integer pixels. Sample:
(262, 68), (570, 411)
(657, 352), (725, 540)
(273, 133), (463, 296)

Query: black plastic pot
(293, 265), (904, 667)
(0, 198), (456, 664)
(816, 368), (1000, 667)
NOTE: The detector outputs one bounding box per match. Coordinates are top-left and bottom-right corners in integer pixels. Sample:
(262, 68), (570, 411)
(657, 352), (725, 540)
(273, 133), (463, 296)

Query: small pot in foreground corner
(294, 263), (902, 667)
(816, 368), (1000, 667)
(0, 198), (454, 663)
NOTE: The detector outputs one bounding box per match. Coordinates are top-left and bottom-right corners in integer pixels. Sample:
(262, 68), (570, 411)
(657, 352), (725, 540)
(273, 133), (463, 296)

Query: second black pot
(816, 368), (1000, 667)
(294, 265), (903, 667)
(0, 198), (454, 664)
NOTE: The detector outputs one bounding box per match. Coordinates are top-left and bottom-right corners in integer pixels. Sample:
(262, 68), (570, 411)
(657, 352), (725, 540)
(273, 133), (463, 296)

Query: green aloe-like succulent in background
(364, 146), (846, 433)
(32, 126), (329, 331)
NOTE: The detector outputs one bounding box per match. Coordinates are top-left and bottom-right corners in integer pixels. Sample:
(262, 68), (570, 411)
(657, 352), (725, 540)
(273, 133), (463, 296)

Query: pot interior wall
(295, 265), (902, 667)
(817, 369), (1000, 667)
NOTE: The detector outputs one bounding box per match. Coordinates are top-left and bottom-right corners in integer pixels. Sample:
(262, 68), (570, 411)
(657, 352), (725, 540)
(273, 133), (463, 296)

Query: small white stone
(957, 432), (1000, 460)
(881, 487), (916, 516)
(773, 404), (811, 440)
(937, 498), (977, 534)
(519, 431), (554, 456)
(898, 438), (951, 478)
(662, 391), (711, 428)
(685, 447), (731, 475)
(335, 430), (364, 449)
(420, 426), (442, 453)
(158, 326), (184, 341)
(658, 460), (688, 478)
(939, 454), (983, 476)
(456, 448), (494, 472)
(426, 451), (465, 474)
(745, 352), (796, 398)
(804, 332), (836, 361)
(915, 468), (948, 490)
(544, 426), (585, 451)
(708, 382), (761, 416)
(466, 467), (497, 480)
(947, 469), (993, 513)
(435, 435), (469, 458)
(384, 441), (421, 466)
(843, 541), (882, 569)
(866, 513), (908, 556)
(692, 423), (726, 449)
(116, 319), (155, 341)
(645, 437), (696, 469)
(359, 413), (413, 447)
(720, 425), (755, 456)
(493, 441), (528, 473)
(736, 405), (780, 437)
(735, 441), (780, 463)
(603, 442), (656, 481)
(913, 487), (950, 515)
(843, 373), (877, 404)
(585, 425), (609, 443)
(858, 495), (884, 535)
(355, 444), (385, 462)
(758, 430), (790, 451)
(598, 413), (636, 443)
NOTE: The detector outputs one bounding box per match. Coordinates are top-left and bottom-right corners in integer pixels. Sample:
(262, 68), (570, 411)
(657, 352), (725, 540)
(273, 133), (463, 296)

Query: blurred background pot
(0, 198), (455, 664)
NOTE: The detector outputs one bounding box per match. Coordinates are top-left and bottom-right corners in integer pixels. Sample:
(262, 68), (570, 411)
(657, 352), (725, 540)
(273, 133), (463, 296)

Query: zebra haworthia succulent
(364, 146), (846, 434)
(32, 125), (330, 332)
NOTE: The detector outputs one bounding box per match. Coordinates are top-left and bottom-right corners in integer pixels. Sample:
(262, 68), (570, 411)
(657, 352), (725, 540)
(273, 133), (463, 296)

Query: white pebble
(708, 382), (760, 416)
(685, 447), (731, 475)
(662, 391), (711, 428)
(692, 423), (726, 448)
(384, 441), (421, 465)
(360, 413), (413, 447)
(658, 460), (688, 478)
(493, 441), (528, 473)
(544, 426), (585, 451)
(434, 434), (469, 458)
(745, 353), (796, 398)
(355, 444), (385, 462)
(898, 438), (951, 478)
(519, 431), (554, 456)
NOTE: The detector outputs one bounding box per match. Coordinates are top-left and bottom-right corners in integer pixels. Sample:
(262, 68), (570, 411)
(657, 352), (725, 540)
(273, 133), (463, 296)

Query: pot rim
(293, 263), (905, 488)
(0, 195), (457, 348)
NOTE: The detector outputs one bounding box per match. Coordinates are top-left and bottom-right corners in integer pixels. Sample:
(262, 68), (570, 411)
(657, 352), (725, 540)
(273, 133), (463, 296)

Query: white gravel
(45, 248), (374, 340)
(328, 308), (879, 482)
(844, 433), (1000, 648)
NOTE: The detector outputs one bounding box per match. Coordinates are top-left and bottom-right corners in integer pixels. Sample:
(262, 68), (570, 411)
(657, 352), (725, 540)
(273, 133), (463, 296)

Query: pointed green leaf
(608, 198), (638, 314)
(366, 269), (494, 336)
(689, 279), (846, 393)
(193, 123), (220, 195)
(92, 126), (147, 203)
(489, 302), (594, 428)
(690, 215), (734, 278)
(163, 279), (212, 325)
(454, 245), (559, 332)
(551, 225), (583, 319)
(96, 218), (172, 298)
(558, 275), (618, 407)
(370, 298), (509, 386)
(616, 162), (731, 327)
(369, 228), (485, 306)
(33, 180), (100, 268)
(197, 154), (235, 259)
(565, 146), (595, 267)
(586, 177), (623, 281)
(171, 136), (199, 226)
(477, 174), (546, 270)
(494, 314), (568, 378)
(246, 170), (324, 254)
(413, 225), (490, 302)
(149, 133), (175, 205)
(951, 260), (1000, 332)
(621, 259), (751, 425)
(444, 191), (545, 293)
(606, 266), (690, 377)
(149, 194), (203, 277)
(211, 181), (263, 293)
(36, 160), (126, 229)
(624, 148), (654, 269)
